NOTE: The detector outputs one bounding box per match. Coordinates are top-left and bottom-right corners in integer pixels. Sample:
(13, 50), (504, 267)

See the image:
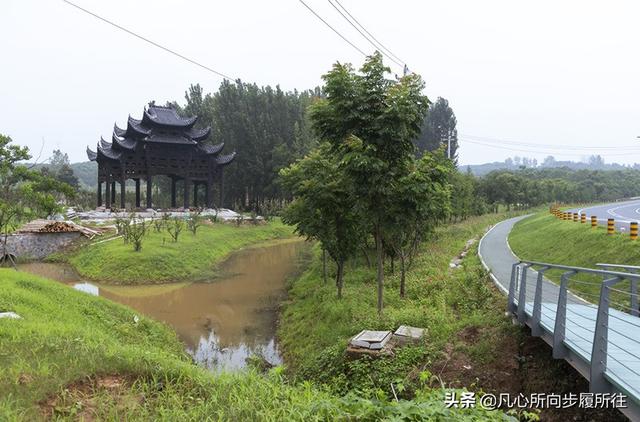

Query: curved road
(478, 215), (584, 304)
(569, 199), (640, 231)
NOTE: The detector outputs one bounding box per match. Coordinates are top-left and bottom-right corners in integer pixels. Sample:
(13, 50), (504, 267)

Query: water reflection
(17, 239), (307, 371)
(72, 282), (99, 296)
(190, 330), (282, 371)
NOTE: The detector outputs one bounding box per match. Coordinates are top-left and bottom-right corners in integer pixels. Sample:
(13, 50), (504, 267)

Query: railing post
(626, 269), (639, 317)
(553, 270), (576, 358)
(517, 264), (532, 323)
(590, 277), (618, 393)
(531, 266), (549, 336)
(508, 262), (519, 313)
(631, 280), (639, 317)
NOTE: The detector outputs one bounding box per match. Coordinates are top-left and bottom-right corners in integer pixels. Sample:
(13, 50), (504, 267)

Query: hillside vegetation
(0, 269), (508, 420)
(65, 220), (294, 284)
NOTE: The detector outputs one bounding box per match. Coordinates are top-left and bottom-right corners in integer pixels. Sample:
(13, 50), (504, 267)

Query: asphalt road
(568, 199), (640, 232)
(478, 214), (586, 304)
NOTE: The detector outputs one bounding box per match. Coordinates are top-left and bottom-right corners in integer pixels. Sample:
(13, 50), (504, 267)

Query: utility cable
(62, 0), (236, 80)
(327, 0), (402, 67)
(462, 134), (640, 151)
(298, 0), (367, 57)
(332, 0), (405, 65)
(460, 138), (640, 157)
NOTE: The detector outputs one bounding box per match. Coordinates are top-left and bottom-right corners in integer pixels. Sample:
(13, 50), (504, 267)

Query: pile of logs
(38, 222), (76, 233)
(16, 219), (101, 238)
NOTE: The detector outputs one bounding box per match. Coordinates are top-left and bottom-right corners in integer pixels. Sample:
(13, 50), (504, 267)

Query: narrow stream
(17, 239), (308, 371)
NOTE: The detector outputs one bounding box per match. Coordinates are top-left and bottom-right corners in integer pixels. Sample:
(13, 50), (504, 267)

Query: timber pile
(39, 222), (76, 233)
(16, 219), (101, 238)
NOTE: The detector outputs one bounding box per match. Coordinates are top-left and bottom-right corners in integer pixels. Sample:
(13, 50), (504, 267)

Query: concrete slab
(350, 330), (392, 350)
(394, 325), (424, 339)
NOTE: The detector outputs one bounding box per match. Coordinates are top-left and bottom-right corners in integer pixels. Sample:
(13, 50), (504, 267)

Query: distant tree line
(465, 154), (634, 177)
(443, 166), (640, 217)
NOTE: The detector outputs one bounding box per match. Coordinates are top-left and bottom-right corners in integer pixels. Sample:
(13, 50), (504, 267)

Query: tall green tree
(415, 97), (458, 161)
(310, 52), (429, 313)
(40, 149), (79, 189)
(177, 82), (318, 209)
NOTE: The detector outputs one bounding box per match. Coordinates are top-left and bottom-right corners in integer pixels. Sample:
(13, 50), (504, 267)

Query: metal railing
(508, 261), (640, 396)
(596, 263), (639, 317)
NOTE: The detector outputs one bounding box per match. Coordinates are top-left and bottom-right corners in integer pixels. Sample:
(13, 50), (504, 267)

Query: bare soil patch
(39, 374), (143, 421)
(431, 325), (627, 421)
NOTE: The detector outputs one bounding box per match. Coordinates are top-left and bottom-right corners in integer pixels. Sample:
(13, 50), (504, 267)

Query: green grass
(509, 211), (640, 301)
(66, 220), (295, 284)
(0, 269), (508, 420)
(278, 212), (523, 398)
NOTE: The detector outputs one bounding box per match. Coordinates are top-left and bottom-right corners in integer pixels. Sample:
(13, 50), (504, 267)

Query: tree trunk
(362, 246), (371, 268)
(336, 260), (344, 299)
(375, 224), (384, 314)
(400, 254), (406, 298)
(390, 257), (394, 274)
(322, 248), (327, 284)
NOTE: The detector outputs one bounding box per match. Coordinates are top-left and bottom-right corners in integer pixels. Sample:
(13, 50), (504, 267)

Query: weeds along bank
(279, 213), (520, 395)
(61, 219), (294, 284)
(0, 270), (508, 420)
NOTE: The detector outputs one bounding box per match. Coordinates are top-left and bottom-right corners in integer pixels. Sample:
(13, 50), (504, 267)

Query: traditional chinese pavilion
(87, 103), (235, 209)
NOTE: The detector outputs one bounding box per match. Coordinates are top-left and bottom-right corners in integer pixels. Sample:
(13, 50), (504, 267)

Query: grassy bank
(509, 211), (639, 298)
(279, 213), (518, 396)
(0, 269), (507, 420)
(65, 220), (294, 284)
(278, 212), (626, 421)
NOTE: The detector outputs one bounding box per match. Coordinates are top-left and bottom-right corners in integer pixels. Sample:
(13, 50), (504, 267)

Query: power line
(62, 0), (235, 80)
(298, 0), (367, 57)
(461, 134), (640, 151)
(460, 138), (640, 157)
(327, 0), (402, 67)
(332, 0), (405, 66)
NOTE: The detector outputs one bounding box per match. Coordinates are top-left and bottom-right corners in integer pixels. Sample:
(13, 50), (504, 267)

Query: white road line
(606, 203), (635, 223)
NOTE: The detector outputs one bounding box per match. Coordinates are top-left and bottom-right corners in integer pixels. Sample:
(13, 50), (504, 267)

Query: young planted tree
(309, 52), (430, 313)
(153, 217), (164, 233)
(449, 169), (475, 222)
(128, 220), (147, 252)
(167, 217), (184, 242)
(187, 208), (203, 235)
(280, 143), (362, 298)
(386, 152), (452, 297)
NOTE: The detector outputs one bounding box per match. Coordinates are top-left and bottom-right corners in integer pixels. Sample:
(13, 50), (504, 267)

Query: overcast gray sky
(3, 0), (640, 165)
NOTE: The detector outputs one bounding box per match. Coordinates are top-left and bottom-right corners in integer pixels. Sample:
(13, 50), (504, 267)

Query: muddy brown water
(17, 239), (308, 371)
